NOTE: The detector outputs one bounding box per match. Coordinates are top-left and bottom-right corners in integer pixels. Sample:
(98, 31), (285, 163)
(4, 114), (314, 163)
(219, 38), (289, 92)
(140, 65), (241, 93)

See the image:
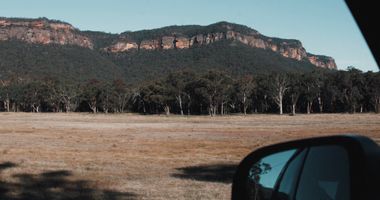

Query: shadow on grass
(172, 163), (238, 184)
(0, 162), (137, 200)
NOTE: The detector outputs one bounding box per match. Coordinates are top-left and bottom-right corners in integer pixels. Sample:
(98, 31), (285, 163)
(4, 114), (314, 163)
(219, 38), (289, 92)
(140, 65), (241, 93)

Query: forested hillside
(105, 40), (318, 82)
(1, 17), (378, 115)
(0, 41), (124, 82)
(0, 40), (318, 83)
(0, 18), (336, 84)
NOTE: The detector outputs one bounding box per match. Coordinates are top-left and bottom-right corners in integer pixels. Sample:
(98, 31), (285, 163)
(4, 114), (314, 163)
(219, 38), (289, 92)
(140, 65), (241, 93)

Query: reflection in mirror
(246, 149), (296, 200)
(295, 145), (350, 200)
(276, 149), (308, 200)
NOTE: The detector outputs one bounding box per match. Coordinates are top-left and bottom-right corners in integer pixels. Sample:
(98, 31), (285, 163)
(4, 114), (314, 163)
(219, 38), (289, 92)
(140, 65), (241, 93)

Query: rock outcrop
(106, 41), (138, 52)
(0, 18), (93, 49)
(0, 18), (336, 69)
(307, 54), (336, 69)
(105, 23), (337, 69)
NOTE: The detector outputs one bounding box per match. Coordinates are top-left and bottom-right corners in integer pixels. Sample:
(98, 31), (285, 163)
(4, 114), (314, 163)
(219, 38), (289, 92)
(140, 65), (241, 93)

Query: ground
(0, 113), (379, 199)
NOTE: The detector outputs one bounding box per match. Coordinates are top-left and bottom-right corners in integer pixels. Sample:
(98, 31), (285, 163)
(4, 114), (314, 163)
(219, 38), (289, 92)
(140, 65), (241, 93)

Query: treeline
(0, 67), (379, 115)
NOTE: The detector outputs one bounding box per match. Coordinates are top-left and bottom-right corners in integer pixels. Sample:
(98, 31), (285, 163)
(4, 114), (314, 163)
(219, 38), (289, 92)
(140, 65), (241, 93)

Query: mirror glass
(295, 145), (350, 200)
(244, 145), (351, 200)
(276, 149), (308, 199)
(246, 149), (297, 200)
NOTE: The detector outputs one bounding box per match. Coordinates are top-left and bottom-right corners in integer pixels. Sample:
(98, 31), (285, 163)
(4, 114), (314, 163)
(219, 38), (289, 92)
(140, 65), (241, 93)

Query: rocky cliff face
(0, 18), (336, 69)
(104, 23), (337, 69)
(307, 54), (336, 69)
(0, 18), (93, 49)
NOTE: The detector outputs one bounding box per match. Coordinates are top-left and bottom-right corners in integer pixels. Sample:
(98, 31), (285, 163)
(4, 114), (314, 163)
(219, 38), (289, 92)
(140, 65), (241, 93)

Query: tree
(255, 75), (271, 113)
(111, 80), (130, 113)
(99, 81), (113, 113)
(287, 73), (302, 115)
(139, 81), (173, 115)
(268, 73), (289, 115)
(302, 72), (320, 114)
(42, 78), (61, 112)
(184, 76), (208, 115)
(57, 82), (80, 112)
(24, 81), (45, 112)
(199, 70), (233, 116)
(130, 88), (145, 114)
(365, 71), (380, 113)
(164, 71), (195, 115)
(81, 80), (103, 113)
(337, 68), (365, 113)
(7, 79), (25, 112)
(0, 80), (11, 112)
(312, 70), (327, 113)
(321, 73), (340, 113)
(348, 67), (366, 113)
(235, 75), (255, 115)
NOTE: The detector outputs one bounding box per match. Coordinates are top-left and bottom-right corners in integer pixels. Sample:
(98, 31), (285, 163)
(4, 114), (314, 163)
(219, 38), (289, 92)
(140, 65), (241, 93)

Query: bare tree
(268, 73), (289, 115)
(165, 71), (194, 116)
(58, 84), (79, 112)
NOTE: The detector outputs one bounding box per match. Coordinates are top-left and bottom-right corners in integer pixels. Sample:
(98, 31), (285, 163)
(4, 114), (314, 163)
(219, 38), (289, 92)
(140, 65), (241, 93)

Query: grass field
(0, 113), (379, 199)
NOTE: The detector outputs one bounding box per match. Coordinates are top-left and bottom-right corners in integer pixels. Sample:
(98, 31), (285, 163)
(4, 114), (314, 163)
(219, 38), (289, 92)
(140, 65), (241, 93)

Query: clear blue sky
(1, 0), (378, 72)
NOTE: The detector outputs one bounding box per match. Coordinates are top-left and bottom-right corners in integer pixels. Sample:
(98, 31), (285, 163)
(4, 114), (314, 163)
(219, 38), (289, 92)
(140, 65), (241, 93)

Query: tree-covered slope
(0, 17), (335, 83)
(106, 40), (317, 82)
(0, 41), (124, 82)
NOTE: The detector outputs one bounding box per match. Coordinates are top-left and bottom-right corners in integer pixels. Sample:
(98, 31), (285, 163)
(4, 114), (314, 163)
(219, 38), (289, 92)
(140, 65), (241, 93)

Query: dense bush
(0, 68), (378, 115)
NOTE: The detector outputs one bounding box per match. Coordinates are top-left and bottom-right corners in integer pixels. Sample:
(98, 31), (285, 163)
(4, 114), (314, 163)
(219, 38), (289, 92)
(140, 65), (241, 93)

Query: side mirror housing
(232, 135), (380, 200)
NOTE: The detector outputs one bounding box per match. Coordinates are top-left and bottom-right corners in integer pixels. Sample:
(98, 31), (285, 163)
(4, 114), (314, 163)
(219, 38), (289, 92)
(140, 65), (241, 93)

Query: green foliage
(0, 41), (124, 82)
(0, 68), (379, 114)
(365, 72), (380, 113)
(119, 21), (253, 42)
(82, 31), (119, 49)
(106, 40), (316, 83)
(0, 38), (318, 85)
(0, 20), (377, 115)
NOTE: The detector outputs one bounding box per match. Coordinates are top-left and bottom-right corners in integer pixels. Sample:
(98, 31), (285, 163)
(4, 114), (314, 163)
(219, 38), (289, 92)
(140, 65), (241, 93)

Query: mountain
(101, 22), (336, 69)
(0, 17), (92, 48)
(0, 17), (337, 83)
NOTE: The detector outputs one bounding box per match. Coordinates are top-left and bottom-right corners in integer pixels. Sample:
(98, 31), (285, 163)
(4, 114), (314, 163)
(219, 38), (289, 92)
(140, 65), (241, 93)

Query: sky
(0, 0), (378, 72)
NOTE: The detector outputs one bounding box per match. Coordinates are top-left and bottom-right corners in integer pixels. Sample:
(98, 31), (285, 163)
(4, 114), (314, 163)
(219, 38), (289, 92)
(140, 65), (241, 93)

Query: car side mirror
(231, 135), (380, 200)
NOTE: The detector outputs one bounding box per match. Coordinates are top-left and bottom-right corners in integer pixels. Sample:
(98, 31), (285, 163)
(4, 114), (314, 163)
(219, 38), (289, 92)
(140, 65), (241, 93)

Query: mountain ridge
(0, 17), (336, 69)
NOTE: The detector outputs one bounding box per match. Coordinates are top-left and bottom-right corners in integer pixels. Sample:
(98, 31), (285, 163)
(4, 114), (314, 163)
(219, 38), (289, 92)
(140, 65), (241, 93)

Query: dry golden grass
(0, 113), (379, 199)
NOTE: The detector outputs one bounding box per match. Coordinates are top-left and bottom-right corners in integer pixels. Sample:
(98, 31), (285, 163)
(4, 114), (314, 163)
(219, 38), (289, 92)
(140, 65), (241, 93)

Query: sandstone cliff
(104, 22), (337, 69)
(0, 17), (93, 49)
(0, 18), (336, 69)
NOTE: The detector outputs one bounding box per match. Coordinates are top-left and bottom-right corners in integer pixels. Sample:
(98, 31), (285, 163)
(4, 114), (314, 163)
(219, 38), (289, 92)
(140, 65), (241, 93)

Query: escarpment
(104, 22), (336, 69)
(0, 18), (336, 69)
(0, 17), (93, 48)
